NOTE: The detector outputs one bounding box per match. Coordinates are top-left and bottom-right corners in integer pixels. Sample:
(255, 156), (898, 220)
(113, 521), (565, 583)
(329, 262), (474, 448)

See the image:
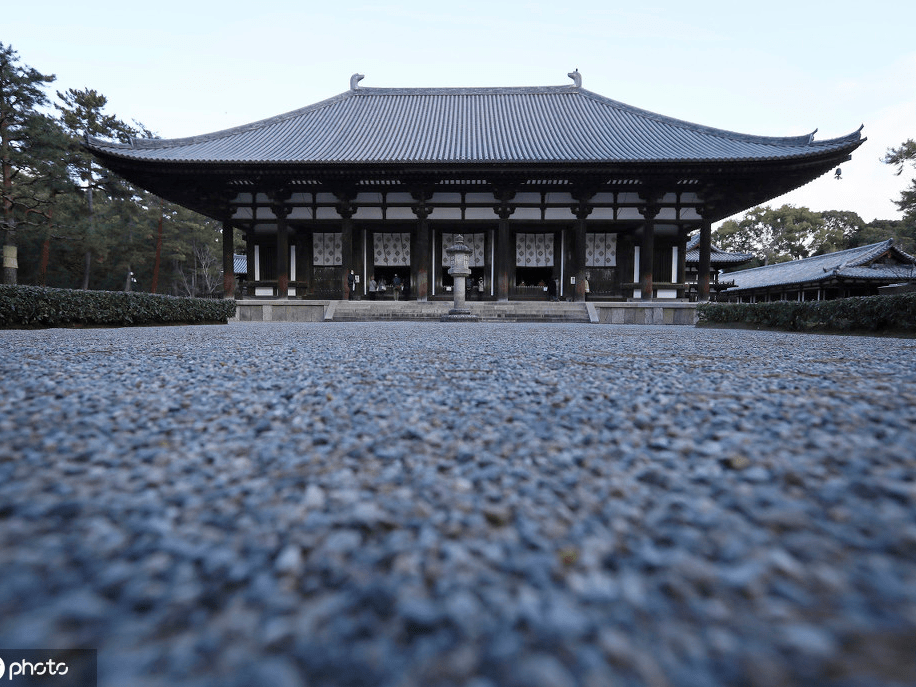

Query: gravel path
(1, 322), (915, 687)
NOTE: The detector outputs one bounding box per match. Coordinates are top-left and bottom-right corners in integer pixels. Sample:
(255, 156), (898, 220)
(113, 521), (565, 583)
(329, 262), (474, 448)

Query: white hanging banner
(515, 233), (554, 267)
(586, 233), (617, 267)
(313, 233), (342, 265)
(374, 233), (411, 266)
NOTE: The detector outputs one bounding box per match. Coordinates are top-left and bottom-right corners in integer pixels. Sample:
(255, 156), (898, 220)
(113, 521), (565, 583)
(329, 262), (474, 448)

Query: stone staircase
(468, 302), (591, 323)
(326, 300), (591, 323)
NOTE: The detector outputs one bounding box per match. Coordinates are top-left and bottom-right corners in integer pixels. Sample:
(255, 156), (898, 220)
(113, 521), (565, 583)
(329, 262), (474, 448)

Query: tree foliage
(849, 218), (916, 255)
(55, 88), (140, 289)
(0, 41), (67, 284)
(0, 42), (233, 294)
(884, 139), (916, 223)
(714, 205), (839, 265)
(818, 210), (866, 254)
(715, 204), (915, 271)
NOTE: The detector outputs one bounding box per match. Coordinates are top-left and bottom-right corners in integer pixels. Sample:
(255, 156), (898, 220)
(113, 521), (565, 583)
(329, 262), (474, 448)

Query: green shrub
(697, 293), (916, 333)
(0, 285), (236, 328)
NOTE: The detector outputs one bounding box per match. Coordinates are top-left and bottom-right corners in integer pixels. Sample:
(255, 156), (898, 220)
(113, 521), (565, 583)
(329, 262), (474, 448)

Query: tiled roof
(724, 240), (916, 292)
(86, 82), (863, 166)
(685, 234), (755, 265)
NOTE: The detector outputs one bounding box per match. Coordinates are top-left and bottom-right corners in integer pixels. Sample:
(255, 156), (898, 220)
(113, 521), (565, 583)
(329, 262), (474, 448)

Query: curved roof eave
(725, 268), (914, 292)
(722, 240), (916, 292)
(84, 83), (865, 167)
(85, 147), (864, 169)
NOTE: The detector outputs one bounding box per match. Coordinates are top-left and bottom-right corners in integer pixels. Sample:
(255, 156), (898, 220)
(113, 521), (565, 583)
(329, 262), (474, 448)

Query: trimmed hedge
(697, 293), (916, 333)
(0, 285), (236, 328)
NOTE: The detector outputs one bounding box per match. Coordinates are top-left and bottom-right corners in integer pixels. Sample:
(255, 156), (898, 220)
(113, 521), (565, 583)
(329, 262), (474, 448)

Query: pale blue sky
(7, 0), (915, 222)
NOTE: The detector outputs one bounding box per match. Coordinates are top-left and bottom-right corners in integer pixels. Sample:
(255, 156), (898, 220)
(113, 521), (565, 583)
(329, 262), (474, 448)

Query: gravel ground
(1, 322), (915, 687)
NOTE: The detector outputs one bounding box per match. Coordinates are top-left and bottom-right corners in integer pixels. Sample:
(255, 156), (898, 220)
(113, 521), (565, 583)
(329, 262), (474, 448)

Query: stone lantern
(441, 234), (479, 322)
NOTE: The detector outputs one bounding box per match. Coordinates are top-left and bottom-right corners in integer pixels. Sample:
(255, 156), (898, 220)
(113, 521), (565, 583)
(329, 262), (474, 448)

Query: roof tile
(724, 241), (916, 291)
(86, 85), (863, 166)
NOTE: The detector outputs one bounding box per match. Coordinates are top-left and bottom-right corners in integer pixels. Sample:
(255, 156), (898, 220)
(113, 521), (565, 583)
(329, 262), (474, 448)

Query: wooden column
(354, 226), (365, 298)
(275, 214), (289, 298)
(495, 210), (513, 301)
(698, 217), (712, 302)
(303, 230), (314, 297)
(639, 202), (660, 300)
(340, 212), (354, 301)
(572, 203), (592, 302)
(274, 207), (290, 299)
(221, 217), (235, 299)
(268, 188), (292, 299)
(292, 231), (302, 291)
(493, 188), (516, 302)
(335, 191), (357, 301)
(677, 227), (688, 300)
(411, 203), (431, 302)
(245, 229), (256, 296)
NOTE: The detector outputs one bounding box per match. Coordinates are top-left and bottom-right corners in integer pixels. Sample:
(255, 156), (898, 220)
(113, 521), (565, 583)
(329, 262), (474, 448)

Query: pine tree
(0, 42), (60, 285)
(55, 87), (134, 289)
(884, 140), (916, 223)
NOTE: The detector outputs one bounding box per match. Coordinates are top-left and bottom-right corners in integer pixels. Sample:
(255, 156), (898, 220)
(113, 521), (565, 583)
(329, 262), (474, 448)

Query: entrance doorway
(514, 266), (553, 299)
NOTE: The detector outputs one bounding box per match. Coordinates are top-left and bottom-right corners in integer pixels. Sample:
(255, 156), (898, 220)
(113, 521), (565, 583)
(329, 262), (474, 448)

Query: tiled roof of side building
(85, 80), (864, 166)
(724, 240), (916, 292)
(685, 234), (755, 265)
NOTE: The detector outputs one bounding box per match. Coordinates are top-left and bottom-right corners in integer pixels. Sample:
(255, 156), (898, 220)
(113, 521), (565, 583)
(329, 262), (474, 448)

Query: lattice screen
(441, 233), (486, 267)
(586, 233), (617, 267)
(515, 233), (554, 267)
(374, 233), (411, 267)
(313, 233), (342, 265)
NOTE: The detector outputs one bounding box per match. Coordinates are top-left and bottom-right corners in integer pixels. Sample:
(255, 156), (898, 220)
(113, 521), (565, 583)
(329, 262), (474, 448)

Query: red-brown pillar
(274, 207), (290, 299)
(677, 227), (688, 299)
(572, 204), (591, 302)
(335, 194), (357, 301)
(639, 203), (660, 300)
(495, 210), (513, 302)
(340, 217), (354, 300)
(268, 188), (292, 299)
(245, 230), (256, 295)
(411, 204), (430, 302)
(698, 218), (712, 302)
(493, 189), (516, 302)
(222, 217), (235, 299)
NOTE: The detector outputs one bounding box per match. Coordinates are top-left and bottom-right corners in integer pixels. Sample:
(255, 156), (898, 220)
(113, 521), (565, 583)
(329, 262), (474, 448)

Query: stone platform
(233, 300), (697, 325)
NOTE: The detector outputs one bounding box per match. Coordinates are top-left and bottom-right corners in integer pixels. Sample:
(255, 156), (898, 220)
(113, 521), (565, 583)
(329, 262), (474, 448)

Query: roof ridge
(352, 84), (577, 96)
(846, 238), (895, 266)
(83, 80), (865, 169)
(727, 241), (894, 275)
(88, 83), (854, 153)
